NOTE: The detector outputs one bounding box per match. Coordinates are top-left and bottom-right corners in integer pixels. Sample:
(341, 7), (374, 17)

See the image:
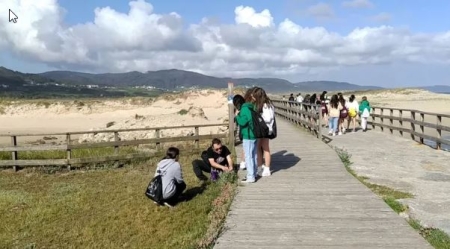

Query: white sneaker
(239, 161), (246, 169)
(262, 167), (271, 177)
(338, 132), (342, 136)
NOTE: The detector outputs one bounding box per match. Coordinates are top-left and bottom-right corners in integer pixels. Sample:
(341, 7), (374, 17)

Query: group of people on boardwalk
(146, 86), (276, 207)
(287, 91), (372, 136)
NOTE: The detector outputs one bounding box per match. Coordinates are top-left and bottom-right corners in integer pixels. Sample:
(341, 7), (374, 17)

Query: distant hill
(293, 81), (382, 92)
(39, 69), (380, 92)
(418, 85), (450, 93)
(1, 66), (383, 93)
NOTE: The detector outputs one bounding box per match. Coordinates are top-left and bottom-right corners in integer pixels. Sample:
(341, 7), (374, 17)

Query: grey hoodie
(155, 159), (184, 200)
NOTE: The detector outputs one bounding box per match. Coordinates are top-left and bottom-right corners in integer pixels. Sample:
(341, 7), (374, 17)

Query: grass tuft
(178, 109), (188, 115)
(335, 147), (450, 248)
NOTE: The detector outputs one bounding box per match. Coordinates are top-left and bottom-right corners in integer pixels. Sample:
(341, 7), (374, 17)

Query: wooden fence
(368, 107), (450, 150)
(272, 99), (450, 151)
(0, 123), (230, 171)
(272, 100), (322, 139)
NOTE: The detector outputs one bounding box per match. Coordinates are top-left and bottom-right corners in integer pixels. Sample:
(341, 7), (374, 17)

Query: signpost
(227, 82), (235, 151)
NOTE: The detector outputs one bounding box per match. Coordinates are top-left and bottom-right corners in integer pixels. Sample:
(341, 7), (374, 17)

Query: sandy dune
(0, 90), (231, 145)
(1, 88), (449, 146)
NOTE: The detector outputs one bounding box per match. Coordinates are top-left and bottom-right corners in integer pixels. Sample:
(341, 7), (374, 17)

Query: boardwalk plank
(214, 119), (431, 248)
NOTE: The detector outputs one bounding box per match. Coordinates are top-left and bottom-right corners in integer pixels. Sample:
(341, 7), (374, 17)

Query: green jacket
(235, 103), (256, 140)
(359, 100), (371, 113)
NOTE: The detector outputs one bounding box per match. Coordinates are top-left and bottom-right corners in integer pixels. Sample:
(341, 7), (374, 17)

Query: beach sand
(0, 89), (232, 146)
(1, 88), (449, 146)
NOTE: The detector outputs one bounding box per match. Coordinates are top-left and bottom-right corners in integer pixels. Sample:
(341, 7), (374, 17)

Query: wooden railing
(272, 100), (322, 139)
(0, 123), (230, 171)
(367, 107), (450, 150)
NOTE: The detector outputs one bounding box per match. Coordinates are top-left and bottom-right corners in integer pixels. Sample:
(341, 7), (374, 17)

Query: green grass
(178, 109), (188, 115)
(0, 150), (238, 249)
(335, 147), (450, 248)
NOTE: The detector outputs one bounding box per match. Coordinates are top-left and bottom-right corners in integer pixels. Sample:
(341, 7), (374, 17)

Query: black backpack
(267, 117), (277, 139)
(145, 170), (163, 203)
(249, 108), (270, 139)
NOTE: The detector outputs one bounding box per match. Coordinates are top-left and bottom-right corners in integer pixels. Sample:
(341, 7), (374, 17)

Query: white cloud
(342, 0), (374, 9)
(371, 12), (392, 22)
(307, 3), (335, 19)
(235, 6), (274, 28)
(0, 0), (449, 78)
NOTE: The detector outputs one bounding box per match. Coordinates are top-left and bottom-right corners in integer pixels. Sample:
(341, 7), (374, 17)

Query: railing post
(155, 129), (161, 151)
(410, 111), (416, 141)
(194, 126), (200, 149)
(371, 107), (376, 130)
(317, 105), (322, 139)
(399, 110), (404, 136)
(380, 108), (384, 132)
(389, 109), (393, 134)
(11, 135), (18, 172)
(419, 113), (424, 144)
(66, 133), (72, 170)
(114, 131), (119, 167)
(437, 115), (442, 150)
(227, 82), (235, 151)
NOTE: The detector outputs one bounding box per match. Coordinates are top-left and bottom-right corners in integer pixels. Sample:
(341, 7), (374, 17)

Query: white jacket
(261, 103), (275, 134)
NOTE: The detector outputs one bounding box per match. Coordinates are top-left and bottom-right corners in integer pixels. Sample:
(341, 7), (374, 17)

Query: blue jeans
(243, 139), (257, 181)
(328, 117), (339, 133)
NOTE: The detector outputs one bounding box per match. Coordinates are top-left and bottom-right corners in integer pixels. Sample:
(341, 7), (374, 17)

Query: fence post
(317, 105), (322, 139)
(66, 133), (72, 170)
(371, 107), (376, 130)
(11, 136), (18, 172)
(194, 126), (200, 149)
(437, 115), (442, 150)
(155, 129), (161, 151)
(410, 111), (416, 141)
(399, 110), (404, 136)
(114, 131), (119, 167)
(380, 108), (384, 132)
(389, 109), (393, 134)
(419, 113), (424, 144)
(227, 82), (235, 152)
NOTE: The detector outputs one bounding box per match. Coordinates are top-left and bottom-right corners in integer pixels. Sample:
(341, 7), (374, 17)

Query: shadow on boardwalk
(270, 150), (300, 174)
(214, 119), (431, 249)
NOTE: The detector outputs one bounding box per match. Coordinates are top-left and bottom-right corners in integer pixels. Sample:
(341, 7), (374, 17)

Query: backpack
(340, 107), (348, 119)
(267, 117), (277, 139)
(249, 108), (270, 139)
(145, 170), (163, 203)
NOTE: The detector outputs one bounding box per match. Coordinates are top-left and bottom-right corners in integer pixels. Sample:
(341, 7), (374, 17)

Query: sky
(1, 0), (450, 87)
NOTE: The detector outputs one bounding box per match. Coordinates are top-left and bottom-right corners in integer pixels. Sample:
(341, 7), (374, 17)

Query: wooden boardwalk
(214, 119), (431, 248)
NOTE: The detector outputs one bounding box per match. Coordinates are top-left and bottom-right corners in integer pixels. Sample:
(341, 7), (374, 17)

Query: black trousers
(164, 181), (186, 204)
(192, 159), (212, 181)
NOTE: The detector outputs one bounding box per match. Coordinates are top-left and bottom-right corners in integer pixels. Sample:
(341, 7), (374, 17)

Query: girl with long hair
(252, 87), (275, 177)
(235, 88), (258, 183)
(338, 94), (348, 135)
(346, 94), (359, 132)
(233, 94), (247, 170)
(327, 94), (343, 136)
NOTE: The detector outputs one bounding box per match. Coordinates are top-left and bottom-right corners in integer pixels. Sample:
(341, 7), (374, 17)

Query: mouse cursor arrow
(9, 9), (18, 23)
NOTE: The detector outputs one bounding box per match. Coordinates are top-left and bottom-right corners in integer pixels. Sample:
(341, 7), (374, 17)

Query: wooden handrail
(366, 106), (450, 150)
(0, 123), (231, 170)
(0, 123), (228, 137)
(272, 99), (322, 139)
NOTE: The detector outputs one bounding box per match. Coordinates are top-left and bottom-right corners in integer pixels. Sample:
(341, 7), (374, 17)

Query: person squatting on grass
(252, 87), (275, 177)
(155, 147), (186, 205)
(192, 138), (233, 182)
(235, 88), (258, 183)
